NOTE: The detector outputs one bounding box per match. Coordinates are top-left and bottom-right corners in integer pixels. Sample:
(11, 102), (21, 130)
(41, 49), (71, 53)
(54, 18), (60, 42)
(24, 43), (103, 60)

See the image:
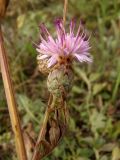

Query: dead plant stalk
(0, 26), (27, 160)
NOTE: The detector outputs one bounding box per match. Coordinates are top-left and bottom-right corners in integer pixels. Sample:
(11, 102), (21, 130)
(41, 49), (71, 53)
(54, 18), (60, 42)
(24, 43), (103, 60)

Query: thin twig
(63, 0), (68, 25)
(0, 25), (27, 160)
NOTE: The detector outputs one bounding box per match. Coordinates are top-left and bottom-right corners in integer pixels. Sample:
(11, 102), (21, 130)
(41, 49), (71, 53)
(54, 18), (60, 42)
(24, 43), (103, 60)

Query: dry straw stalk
(0, 26), (27, 160)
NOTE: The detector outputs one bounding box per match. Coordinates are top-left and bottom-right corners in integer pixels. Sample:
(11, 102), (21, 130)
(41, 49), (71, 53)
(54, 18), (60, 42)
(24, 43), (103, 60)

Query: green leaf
(112, 146), (120, 160)
(93, 83), (107, 96)
(74, 68), (91, 90)
(17, 94), (45, 124)
(100, 155), (108, 160)
(89, 73), (101, 82)
(90, 109), (106, 133)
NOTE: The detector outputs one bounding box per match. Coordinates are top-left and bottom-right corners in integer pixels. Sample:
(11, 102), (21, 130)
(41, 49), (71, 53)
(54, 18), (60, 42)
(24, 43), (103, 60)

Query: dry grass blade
(0, 26), (27, 160)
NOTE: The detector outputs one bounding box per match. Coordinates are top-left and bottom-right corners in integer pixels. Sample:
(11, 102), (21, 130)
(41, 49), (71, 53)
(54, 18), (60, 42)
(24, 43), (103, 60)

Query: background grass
(0, 0), (120, 160)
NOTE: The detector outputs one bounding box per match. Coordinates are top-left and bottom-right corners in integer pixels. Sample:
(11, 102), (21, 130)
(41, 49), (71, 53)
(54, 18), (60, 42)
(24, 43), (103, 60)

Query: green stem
(93, 148), (100, 160)
(112, 64), (120, 102)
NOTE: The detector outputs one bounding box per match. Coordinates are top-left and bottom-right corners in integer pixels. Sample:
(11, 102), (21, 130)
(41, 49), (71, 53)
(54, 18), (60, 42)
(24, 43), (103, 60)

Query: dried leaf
(49, 119), (60, 146)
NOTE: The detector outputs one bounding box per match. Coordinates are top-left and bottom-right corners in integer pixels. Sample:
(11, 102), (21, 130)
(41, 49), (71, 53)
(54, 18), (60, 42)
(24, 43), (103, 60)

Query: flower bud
(37, 54), (51, 75)
(47, 65), (73, 97)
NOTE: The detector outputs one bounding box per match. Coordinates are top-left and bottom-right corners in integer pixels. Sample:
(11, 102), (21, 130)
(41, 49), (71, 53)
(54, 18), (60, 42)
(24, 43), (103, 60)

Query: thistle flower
(36, 18), (92, 68)
(33, 18), (93, 160)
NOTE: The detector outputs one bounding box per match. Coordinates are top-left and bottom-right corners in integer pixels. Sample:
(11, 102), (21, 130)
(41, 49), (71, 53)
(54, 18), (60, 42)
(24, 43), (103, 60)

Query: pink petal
(47, 56), (57, 68)
(75, 54), (92, 63)
(70, 18), (76, 34)
(37, 54), (49, 60)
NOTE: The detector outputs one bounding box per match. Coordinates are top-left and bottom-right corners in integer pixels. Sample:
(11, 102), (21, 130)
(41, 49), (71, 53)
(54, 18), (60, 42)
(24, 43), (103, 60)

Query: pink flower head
(36, 19), (92, 68)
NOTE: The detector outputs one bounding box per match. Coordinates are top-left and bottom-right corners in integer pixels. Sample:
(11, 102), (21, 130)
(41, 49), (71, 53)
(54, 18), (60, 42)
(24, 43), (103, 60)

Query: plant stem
(63, 0), (68, 25)
(112, 62), (120, 102)
(93, 148), (100, 160)
(32, 108), (50, 160)
(32, 94), (56, 160)
(0, 25), (27, 160)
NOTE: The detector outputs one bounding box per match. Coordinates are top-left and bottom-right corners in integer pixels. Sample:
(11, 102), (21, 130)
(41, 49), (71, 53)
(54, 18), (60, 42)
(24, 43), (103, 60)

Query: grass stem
(0, 25), (27, 160)
(112, 63), (120, 102)
(63, 0), (68, 25)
